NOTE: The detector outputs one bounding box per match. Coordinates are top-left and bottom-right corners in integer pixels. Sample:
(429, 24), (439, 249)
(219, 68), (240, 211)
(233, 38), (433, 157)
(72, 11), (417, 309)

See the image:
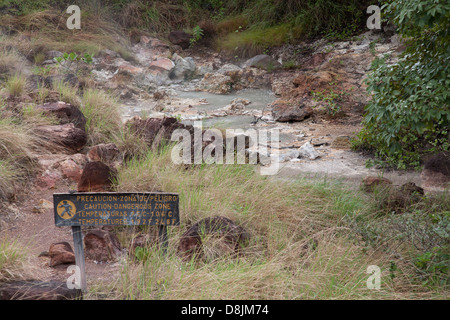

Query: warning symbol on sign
(57, 200), (76, 220)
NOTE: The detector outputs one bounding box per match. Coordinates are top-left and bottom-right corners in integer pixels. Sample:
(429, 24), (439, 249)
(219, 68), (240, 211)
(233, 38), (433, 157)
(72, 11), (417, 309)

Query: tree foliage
(358, 0), (450, 168)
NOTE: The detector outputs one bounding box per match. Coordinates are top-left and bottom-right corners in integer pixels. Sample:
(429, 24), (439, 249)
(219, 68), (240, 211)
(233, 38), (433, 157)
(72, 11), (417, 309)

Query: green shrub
(356, 0), (450, 169)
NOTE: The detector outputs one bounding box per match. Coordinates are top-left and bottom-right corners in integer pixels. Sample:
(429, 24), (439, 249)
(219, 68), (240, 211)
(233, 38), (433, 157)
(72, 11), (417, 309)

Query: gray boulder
(169, 54), (196, 81)
(298, 142), (320, 160)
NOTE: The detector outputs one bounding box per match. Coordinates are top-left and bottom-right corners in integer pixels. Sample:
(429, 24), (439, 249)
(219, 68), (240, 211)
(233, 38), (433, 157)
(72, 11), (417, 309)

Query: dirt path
(0, 181), (120, 290)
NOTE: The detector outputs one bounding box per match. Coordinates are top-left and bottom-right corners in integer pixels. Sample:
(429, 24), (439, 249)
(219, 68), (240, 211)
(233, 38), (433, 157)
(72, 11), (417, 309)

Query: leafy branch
(54, 52), (94, 75)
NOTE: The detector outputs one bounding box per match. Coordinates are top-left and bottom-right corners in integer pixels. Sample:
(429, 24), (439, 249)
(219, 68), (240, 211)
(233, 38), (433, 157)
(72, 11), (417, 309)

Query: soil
(0, 181), (121, 290)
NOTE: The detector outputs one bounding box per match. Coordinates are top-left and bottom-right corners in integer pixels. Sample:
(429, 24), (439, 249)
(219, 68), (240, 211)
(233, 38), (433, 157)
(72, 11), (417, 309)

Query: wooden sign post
(53, 192), (180, 293)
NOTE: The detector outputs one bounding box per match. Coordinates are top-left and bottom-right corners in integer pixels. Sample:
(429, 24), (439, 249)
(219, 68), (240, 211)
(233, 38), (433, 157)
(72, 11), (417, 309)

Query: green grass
(217, 24), (299, 58)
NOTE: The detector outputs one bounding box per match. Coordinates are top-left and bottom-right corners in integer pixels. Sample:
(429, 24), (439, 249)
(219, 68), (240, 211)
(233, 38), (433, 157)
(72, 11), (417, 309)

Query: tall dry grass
(4, 74), (26, 98)
(0, 9), (134, 62)
(98, 146), (449, 300)
(0, 114), (62, 201)
(0, 48), (26, 77)
(0, 238), (49, 283)
(80, 87), (122, 145)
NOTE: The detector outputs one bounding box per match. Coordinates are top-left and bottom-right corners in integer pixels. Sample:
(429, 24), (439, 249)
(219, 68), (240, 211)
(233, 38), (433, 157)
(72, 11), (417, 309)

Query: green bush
(356, 0), (450, 169)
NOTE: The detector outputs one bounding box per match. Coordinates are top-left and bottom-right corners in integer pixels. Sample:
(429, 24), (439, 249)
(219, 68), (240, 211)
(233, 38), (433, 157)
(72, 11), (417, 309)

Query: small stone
(49, 242), (75, 267)
(149, 58), (175, 73)
(32, 199), (53, 214)
(298, 142), (320, 160)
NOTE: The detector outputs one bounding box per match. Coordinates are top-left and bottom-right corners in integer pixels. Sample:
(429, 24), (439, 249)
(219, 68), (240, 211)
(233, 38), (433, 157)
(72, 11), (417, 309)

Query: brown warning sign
(54, 192), (180, 227)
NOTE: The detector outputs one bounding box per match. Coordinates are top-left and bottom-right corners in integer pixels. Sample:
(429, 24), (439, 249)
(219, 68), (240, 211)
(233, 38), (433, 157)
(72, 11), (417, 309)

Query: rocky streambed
(100, 30), (423, 188)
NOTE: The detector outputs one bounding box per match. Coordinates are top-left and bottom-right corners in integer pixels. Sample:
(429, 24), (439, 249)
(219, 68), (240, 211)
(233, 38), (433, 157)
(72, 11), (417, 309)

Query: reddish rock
(271, 99), (313, 122)
(34, 123), (87, 153)
(84, 229), (122, 262)
(35, 101), (86, 131)
(49, 242), (75, 267)
(36, 154), (87, 187)
(168, 31), (192, 49)
(87, 143), (121, 165)
(178, 216), (250, 261)
(361, 176), (393, 193)
(36, 170), (63, 190)
(0, 280), (82, 300)
(118, 63), (143, 76)
(58, 159), (83, 182)
(140, 35), (169, 49)
(149, 58), (175, 73)
(77, 161), (117, 192)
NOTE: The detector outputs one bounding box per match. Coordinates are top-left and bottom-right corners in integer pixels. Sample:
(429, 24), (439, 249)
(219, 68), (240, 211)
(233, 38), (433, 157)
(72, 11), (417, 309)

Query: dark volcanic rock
(34, 123), (87, 153)
(126, 117), (193, 147)
(48, 241), (76, 267)
(84, 229), (122, 262)
(0, 280), (82, 300)
(168, 31), (192, 49)
(36, 101), (86, 131)
(178, 216), (250, 261)
(77, 161), (117, 192)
